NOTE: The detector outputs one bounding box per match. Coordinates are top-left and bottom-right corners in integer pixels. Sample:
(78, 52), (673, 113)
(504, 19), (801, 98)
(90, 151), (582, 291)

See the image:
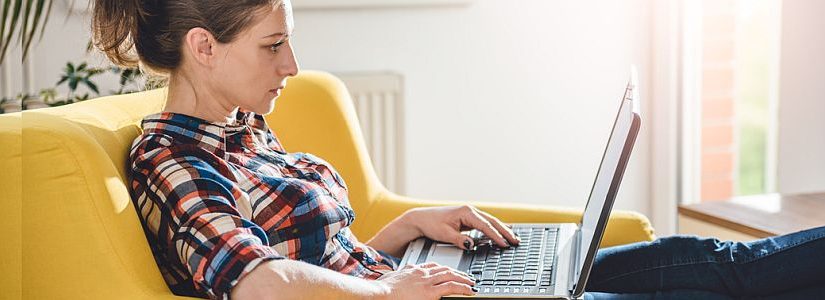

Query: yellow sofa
(0, 70), (654, 299)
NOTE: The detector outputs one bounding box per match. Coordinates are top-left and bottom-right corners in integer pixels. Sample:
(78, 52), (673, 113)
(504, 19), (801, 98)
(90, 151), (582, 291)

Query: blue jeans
(584, 226), (825, 299)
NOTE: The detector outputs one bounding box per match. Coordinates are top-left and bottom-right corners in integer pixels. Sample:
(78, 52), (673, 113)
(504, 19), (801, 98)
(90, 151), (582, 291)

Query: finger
(424, 266), (453, 275)
(477, 210), (520, 245)
(417, 262), (442, 269)
(429, 267), (477, 283)
(423, 265), (475, 279)
(435, 281), (476, 297)
(428, 270), (476, 286)
(448, 231), (475, 250)
(463, 208), (509, 247)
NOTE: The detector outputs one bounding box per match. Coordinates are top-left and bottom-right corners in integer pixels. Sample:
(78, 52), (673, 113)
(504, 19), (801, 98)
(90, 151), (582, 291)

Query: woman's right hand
(374, 262), (477, 300)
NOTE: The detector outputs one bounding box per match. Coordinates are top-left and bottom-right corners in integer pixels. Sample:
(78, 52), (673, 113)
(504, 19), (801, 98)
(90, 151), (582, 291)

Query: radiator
(335, 72), (406, 194)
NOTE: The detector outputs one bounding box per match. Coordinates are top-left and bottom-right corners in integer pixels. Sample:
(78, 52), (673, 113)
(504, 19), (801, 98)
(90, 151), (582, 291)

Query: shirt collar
(141, 108), (269, 156)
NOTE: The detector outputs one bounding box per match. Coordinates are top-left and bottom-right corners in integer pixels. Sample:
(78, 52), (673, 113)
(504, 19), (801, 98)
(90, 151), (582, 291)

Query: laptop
(398, 68), (642, 299)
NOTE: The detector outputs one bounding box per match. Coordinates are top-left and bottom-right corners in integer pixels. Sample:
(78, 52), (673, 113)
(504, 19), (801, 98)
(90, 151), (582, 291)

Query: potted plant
(23, 88), (57, 109)
(109, 66), (145, 94)
(57, 62), (104, 99)
(1, 95), (23, 113)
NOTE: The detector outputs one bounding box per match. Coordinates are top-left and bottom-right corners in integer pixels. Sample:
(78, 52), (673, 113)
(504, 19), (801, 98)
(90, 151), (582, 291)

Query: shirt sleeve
(132, 145), (284, 299)
(355, 240), (401, 272)
(333, 228), (399, 278)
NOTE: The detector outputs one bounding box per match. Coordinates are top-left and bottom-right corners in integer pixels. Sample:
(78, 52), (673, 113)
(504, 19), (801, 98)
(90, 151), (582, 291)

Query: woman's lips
(269, 86), (284, 95)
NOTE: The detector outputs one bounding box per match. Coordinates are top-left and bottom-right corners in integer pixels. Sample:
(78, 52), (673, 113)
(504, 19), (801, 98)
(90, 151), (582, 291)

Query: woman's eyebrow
(261, 32), (288, 39)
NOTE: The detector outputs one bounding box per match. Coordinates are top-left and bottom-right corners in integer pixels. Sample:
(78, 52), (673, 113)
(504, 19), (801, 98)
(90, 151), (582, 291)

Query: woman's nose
(279, 46), (299, 77)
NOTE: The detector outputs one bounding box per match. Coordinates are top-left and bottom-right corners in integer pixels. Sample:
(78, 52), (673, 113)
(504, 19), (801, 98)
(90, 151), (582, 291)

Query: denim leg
(752, 284), (825, 300)
(583, 285), (825, 300)
(586, 226), (825, 297)
(584, 289), (733, 300)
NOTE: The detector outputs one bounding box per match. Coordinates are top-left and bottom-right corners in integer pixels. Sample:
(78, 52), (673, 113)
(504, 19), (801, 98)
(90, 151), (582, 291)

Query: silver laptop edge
(570, 67), (641, 298)
(400, 68), (642, 299)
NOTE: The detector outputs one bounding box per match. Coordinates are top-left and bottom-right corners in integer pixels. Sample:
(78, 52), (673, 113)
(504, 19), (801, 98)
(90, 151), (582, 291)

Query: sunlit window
(698, 0), (780, 201)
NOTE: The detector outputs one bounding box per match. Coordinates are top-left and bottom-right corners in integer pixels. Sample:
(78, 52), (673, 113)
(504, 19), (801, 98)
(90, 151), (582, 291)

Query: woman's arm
(231, 259), (387, 299)
(232, 259), (476, 300)
(366, 205), (521, 258)
(365, 210), (422, 257)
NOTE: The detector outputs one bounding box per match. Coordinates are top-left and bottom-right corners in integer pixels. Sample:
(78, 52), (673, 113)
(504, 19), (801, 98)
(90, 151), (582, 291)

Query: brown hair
(91, 0), (282, 74)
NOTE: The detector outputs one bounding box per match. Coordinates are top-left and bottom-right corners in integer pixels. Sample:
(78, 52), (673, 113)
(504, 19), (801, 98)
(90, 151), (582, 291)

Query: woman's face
(211, 1), (299, 116)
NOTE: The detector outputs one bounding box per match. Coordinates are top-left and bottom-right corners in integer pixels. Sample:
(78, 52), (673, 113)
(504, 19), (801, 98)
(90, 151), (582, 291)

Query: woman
(92, 0), (824, 299)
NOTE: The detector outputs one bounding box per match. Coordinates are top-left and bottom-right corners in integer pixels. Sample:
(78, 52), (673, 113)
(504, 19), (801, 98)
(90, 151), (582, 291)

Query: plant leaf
(120, 68), (134, 85)
(62, 0), (74, 24)
(0, 0), (55, 64)
(68, 77), (78, 91)
(85, 37), (93, 53)
(20, 0), (33, 55)
(0, 0), (24, 64)
(56, 75), (67, 85)
(83, 78), (99, 94)
(87, 67), (104, 76)
(22, 0), (47, 60)
(0, 0), (12, 56)
(36, 0), (53, 42)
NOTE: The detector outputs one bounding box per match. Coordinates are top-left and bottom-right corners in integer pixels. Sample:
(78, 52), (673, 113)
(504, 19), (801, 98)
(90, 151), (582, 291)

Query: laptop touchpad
(428, 243), (463, 268)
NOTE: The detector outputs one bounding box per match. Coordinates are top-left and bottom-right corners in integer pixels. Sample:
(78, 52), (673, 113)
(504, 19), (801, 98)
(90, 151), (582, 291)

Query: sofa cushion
(20, 88), (187, 298)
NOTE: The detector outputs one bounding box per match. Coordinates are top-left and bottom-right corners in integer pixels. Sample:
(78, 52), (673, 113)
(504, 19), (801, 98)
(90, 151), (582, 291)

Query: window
(694, 0), (781, 202)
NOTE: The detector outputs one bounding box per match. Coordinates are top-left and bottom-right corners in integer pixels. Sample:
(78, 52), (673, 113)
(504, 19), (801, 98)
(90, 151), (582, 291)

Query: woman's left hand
(367, 205), (521, 258)
(403, 205), (521, 250)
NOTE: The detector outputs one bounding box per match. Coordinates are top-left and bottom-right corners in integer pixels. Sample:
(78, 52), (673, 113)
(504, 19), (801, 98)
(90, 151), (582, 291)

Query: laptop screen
(572, 75), (641, 296)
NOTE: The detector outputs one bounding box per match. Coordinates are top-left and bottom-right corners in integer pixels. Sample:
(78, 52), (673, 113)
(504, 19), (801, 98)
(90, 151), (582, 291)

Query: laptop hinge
(568, 227), (583, 293)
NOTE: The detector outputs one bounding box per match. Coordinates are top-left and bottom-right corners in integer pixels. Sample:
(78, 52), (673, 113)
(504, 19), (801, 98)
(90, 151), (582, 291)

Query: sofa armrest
(353, 191), (656, 249)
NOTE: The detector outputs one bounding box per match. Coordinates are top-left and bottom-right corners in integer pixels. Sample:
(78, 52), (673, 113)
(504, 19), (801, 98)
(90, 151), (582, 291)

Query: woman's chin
(258, 99), (276, 115)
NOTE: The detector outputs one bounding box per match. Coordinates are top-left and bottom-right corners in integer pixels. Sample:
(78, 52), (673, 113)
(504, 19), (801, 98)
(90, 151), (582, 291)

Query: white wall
(291, 0), (653, 214)
(4, 0), (655, 217)
(6, 0), (825, 231)
(777, 0), (825, 194)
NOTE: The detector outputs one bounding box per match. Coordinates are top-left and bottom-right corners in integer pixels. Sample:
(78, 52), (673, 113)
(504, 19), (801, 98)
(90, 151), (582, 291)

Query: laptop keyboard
(467, 226), (558, 294)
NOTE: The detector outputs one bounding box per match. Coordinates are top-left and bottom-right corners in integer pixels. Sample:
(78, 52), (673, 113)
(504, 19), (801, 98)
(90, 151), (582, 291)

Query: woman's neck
(164, 71), (239, 124)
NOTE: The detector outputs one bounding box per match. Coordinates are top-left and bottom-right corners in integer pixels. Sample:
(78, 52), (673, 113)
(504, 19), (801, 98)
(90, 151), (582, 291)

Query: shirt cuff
(198, 242), (284, 300)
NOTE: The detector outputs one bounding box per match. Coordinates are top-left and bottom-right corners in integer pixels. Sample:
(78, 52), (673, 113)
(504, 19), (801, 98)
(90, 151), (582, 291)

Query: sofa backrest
(21, 88), (177, 298)
(12, 70), (385, 298)
(1, 112), (23, 299)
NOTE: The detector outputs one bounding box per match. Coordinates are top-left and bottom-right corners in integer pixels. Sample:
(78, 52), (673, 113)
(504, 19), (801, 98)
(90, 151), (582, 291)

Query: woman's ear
(183, 27), (217, 67)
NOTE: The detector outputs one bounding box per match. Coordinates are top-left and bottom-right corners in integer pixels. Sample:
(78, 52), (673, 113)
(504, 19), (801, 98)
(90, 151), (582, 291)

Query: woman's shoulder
(129, 130), (180, 161)
(128, 130), (226, 173)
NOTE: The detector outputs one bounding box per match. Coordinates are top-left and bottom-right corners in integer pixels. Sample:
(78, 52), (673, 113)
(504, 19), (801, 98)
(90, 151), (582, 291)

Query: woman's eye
(270, 42), (284, 53)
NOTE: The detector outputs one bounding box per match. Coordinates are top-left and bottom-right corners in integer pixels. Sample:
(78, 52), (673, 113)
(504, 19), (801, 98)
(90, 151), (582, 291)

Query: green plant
(56, 61), (104, 100)
(16, 92), (32, 109)
(39, 87), (57, 103)
(39, 59), (156, 108)
(1, 0), (66, 64)
(109, 65), (144, 94)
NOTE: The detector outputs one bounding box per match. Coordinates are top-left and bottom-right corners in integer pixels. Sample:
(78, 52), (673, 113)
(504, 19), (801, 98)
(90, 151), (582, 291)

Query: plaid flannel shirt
(128, 109), (397, 299)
